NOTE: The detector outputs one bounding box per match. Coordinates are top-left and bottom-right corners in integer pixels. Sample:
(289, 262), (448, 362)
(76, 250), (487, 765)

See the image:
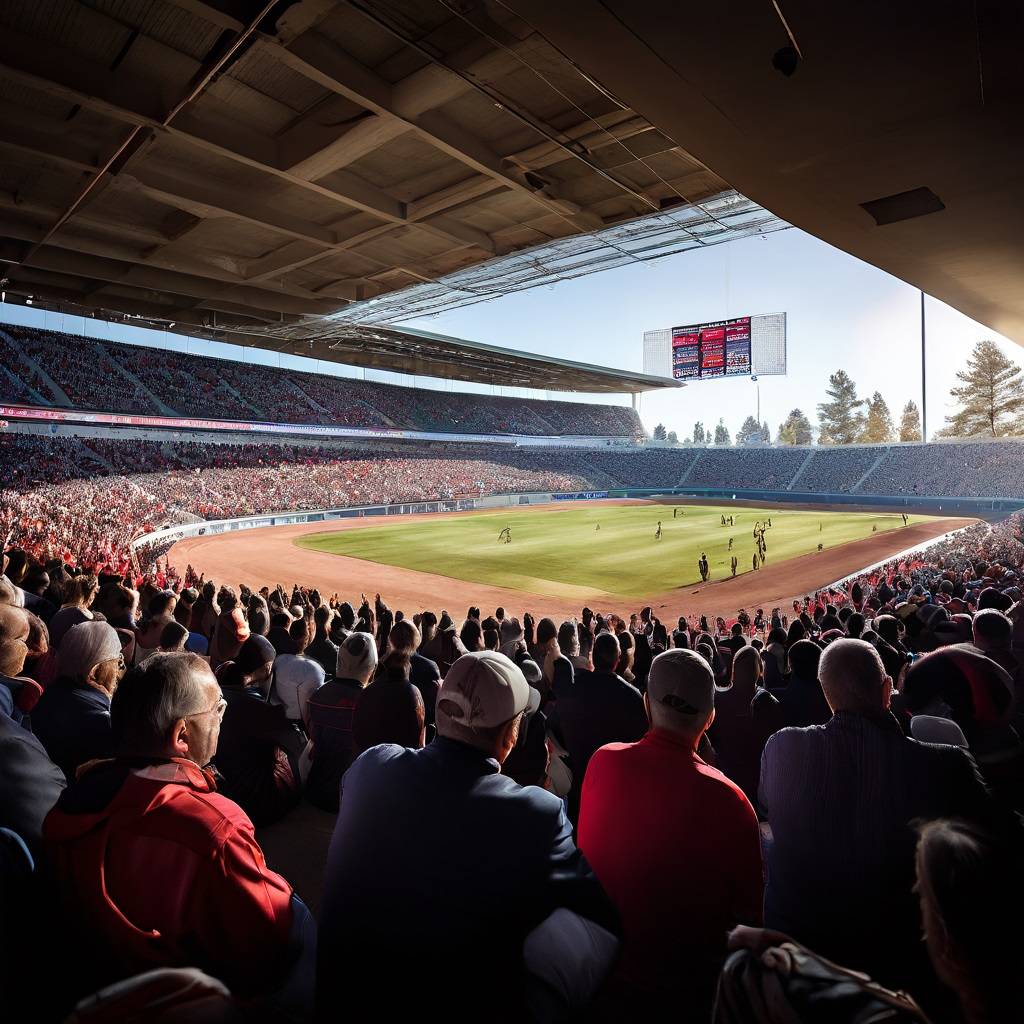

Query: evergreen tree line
(653, 340), (1024, 447)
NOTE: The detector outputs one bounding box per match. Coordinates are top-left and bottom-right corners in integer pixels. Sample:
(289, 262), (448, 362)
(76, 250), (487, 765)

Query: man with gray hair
(578, 649), (762, 1016)
(759, 637), (996, 1011)
(32, 620), (125, 780)
(44, 652), (312, 1015)
(0, 604), (38, 723)
(318, 649), (619, 1019)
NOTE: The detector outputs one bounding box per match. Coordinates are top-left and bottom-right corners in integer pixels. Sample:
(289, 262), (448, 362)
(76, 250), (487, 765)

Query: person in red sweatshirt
(578, 647), (763, 1017)
(43, 652), (313, 1015)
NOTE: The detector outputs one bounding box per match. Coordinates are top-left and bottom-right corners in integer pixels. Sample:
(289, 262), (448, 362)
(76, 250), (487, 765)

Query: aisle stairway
(96, 343), (175, 414)
(786, 449), (817, 491)
(0, 330), (71, 406)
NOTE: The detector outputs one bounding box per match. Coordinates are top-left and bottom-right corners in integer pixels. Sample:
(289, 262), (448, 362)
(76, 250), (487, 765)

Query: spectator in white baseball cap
(435, 649), (540, 755)
(317, 648), (617, 1020)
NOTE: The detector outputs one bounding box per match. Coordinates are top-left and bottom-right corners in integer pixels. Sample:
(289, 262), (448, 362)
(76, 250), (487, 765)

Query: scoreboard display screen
(672, 316), (751, 380)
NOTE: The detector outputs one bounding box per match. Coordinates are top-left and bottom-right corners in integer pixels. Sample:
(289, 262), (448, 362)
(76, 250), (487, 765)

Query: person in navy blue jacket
(317, 650), (618, 1022)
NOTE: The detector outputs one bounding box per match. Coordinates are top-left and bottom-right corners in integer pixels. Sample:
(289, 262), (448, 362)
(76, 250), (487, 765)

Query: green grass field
(295, 504), (928, 600)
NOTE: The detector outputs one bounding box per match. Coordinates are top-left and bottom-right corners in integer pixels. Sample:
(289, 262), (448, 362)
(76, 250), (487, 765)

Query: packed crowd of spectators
(0, 327), (645, 438)
(101, 344), (259, 420)
(6, 430), (1024, 586)
(795, 444), (885, 493)
(860, 441), (1024, 499)
(2, 501), (1022, 1021)
(685, 447), (809, 489)
(2, 327), (158, 415)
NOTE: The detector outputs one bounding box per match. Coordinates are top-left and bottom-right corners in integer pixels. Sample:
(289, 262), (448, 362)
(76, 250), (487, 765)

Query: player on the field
(902, 513), (908, 526)
(655, 521), (662, 540)
(728, 536), (733, 550)
(730, 555), (738, 577)
(595, 522), (601, 531)
(752, 552), (759, 571)
(497, 525), (511, 544)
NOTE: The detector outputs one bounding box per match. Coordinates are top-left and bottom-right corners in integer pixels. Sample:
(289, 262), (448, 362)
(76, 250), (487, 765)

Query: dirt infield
(171, 500), (975, 621)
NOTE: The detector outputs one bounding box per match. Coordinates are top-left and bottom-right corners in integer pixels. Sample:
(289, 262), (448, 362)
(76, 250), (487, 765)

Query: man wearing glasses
(31, 620), (128, 780)
(43, 652), (313, 1017)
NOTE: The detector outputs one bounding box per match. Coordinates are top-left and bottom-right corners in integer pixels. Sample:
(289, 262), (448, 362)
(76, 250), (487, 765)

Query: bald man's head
(0, 604), (31, 677)
(0, 575), (19, 606)
(818, 638), (891, 714)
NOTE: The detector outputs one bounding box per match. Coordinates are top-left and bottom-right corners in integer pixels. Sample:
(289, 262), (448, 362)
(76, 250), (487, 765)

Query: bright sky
(2, 226), (1018, 440)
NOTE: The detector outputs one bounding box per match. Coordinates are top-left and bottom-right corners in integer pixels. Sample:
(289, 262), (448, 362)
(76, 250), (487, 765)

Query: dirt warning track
(171, 501), (975, 622)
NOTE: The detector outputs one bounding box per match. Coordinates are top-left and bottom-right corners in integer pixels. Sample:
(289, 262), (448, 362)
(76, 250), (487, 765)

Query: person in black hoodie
(777, 640), (831, 727)
(213, 635), (304, 826)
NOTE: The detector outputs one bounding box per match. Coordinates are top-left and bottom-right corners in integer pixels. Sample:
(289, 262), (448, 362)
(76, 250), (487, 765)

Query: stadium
(1, 3), (1022, 1022)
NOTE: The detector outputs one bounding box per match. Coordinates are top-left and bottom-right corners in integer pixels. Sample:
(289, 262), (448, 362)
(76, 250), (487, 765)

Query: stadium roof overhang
(0, 0), (772, 358)
(503, 0), (1024, 347)
(259, 323), (683, 392)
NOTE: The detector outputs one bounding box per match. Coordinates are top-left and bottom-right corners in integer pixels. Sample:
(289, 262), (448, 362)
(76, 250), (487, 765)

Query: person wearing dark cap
(318, 650), (619, 1019)
(213, 635), (305, 826)
(579, 648), (762, 1017)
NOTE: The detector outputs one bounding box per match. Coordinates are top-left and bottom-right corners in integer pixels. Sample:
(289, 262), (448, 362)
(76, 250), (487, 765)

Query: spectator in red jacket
(43, 652), (313, 1015)
(578, 647), (763, 1017)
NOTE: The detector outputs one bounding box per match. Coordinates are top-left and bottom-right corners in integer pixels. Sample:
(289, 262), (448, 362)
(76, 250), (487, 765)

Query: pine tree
(945, 340), (1024, 437)
(692, 421), (706, 444)
(761, 421), (771, 444)
(778, 408), (813, 445)
(666, 430), (678, 444)
(899, 400), (923, 442)
(653, 422), (667, 441)
(861, 392), (896, 443)
(713, 418), (731, 445)
(817, 370), (866, 445)
(736, 415), (762, 445)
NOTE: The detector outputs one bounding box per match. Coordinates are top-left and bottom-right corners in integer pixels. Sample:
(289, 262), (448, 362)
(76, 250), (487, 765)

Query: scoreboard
(671, 316), (751, 381)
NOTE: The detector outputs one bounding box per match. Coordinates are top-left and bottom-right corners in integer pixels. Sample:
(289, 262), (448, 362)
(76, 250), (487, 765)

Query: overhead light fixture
(25, 297), (32, 305)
